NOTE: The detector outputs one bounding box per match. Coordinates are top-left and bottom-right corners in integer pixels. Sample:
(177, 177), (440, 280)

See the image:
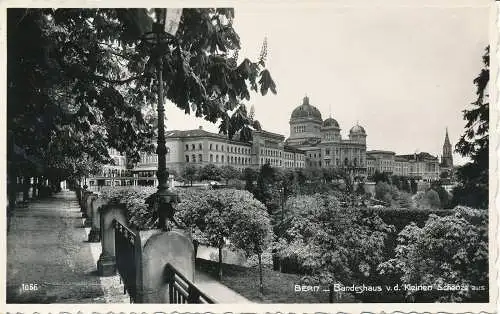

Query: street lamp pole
(155, 17), (169, 197)
(145, 9), (180, 231)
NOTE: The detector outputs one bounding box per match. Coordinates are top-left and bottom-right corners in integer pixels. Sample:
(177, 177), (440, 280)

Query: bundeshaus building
(88, 96), (447, 188)
(133, 95), (366, 177)
(286, 96), (368, 178)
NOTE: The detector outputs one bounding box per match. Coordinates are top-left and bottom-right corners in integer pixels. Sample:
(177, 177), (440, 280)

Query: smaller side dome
(322, 117), (339, 128)
(350, 124), (366, 135)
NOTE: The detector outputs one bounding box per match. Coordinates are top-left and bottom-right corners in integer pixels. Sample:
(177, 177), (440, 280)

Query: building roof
(322, 117), (340, 128)
(367, 150), (395, 155)
(166, 128), (251, 145)
(396, 152), (438, 161)
(166, 128), (226, 139)
(290, 96), (323, 121)
(349, 124), (366, 135)
(254, 129), (285, 140)
(284, 145), (306, 153)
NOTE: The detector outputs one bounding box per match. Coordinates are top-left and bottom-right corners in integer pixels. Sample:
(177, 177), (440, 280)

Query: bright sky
(165, 0), (490, 165)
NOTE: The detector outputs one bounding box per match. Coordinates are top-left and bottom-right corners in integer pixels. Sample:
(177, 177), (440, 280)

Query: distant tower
(441, 128), (453, 168)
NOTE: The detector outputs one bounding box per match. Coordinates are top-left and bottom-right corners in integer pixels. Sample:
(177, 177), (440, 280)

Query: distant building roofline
(165, 129), (251, 145)
(284, 145), (306, 153)
(367, 150), (396, 155)
(396, 152), (439, 161)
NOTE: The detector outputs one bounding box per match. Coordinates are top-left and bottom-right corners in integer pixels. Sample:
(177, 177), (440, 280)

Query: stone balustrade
(87, 191), (198, 303)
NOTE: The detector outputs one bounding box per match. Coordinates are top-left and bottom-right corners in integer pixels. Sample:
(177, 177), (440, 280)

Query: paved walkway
(194, 270), (253, 303)
(7, 190), (251, 304)
(7, 191), (128, 303)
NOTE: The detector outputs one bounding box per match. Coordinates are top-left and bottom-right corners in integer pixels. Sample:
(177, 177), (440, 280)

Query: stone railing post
(81, 190), (92, 217)
(97, 203), (127, 276)
(88, 195), (106, 242)
(79, 187), (87, 212)
(84, 192), (95, 227)
(136, 229), (195, 303)
(75, 186), (82, 204)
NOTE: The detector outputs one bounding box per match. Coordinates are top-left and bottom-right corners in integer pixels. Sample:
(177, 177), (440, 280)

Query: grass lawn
(195, 258), (355, 303)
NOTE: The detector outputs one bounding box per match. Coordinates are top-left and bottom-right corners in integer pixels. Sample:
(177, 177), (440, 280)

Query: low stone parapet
(88, 194), (104, 242)
(136, 229), (195, 303)
(97, 203), (127, 276)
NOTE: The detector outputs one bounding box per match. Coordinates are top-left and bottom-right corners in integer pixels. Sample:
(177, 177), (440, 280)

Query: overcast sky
(165, 0), (490, 165)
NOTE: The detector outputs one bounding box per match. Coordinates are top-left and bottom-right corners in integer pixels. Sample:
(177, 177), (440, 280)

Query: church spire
(442, 127), (453, 168)
(444, 127), (451, 145)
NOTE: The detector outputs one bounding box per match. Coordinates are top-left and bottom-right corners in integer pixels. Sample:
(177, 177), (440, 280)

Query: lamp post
(144, 9), (181, 231)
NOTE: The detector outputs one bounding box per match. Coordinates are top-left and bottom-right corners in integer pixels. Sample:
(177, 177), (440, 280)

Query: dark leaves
(259, 69), (277, 96)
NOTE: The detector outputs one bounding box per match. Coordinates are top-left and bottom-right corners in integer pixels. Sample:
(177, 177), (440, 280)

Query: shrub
(274, 194), (394, 294)
(415, 189), (442, 209)
(97, 186), (157, 229)
(378, 206), (488, 302)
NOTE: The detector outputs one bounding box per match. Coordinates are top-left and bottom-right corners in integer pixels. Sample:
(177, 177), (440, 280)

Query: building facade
(88, 148), (130, 189)
(130, 126), (306, 183)
(366, 150), (440, 182)
(88, 96), (446, 186)
(396, 152), (440, 182)
(365, 150), (395, 176)
(286, 96), (367, 178)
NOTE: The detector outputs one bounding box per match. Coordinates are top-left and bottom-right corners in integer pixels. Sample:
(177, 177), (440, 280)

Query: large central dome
(291, 96), (322, 121)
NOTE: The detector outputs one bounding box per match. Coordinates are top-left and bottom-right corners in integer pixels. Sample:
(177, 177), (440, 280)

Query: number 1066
(21, 283), (38, 291)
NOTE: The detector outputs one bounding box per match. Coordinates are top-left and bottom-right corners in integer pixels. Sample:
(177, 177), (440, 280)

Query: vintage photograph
(5, 1), (492, 306)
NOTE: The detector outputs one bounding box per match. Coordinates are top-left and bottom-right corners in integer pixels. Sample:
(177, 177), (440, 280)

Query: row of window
(262, 148), (281, 157)
(185, 143), (203, 151)
(185, 142), (251, 155)
(284, 161), (304, 168)
(308, 150), (365, 159)
(323, 133), (340, 141)
(185, 154), (252, 165)
(294, 125), (306, 133)
(140, 155), (158, 164)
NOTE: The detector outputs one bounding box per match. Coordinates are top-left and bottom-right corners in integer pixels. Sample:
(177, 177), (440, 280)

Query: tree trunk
(218, 245), (223, 280)
(193, 240), (199, 259)
(258, 253), (264, 295)
(329, 284), (334, 303)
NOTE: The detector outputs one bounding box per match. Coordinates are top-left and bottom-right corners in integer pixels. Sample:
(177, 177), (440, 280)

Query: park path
(7, 190), (251, 304)
(6, 191), (128, 303)
(194, 270), (253, 303)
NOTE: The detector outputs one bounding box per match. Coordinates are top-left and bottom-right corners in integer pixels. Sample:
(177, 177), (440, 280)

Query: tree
(453, 46), (489, 209)
(8, 8), (276, 183)
(230, 196), (273, 294)
(253, 164), (279, 213)
(395, 191), (414, 209)
(182, 164), (199, 186)
(274, 194), (394, 300)
(375, 181), (393, 204)
(414, 189), (441, 209)
(220, 165), (240, 185)
(199, 164), (222, 181)
(424, 189), (441, 209)
(378, 206), (488, 302)
(242, 167), (259, 191)
(410, 178), (418, 194)
(401, 178), (411, 193)
(431, 183), (451, 209)
(371, 171), (389, 183)
(176, 188), (272, 281)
